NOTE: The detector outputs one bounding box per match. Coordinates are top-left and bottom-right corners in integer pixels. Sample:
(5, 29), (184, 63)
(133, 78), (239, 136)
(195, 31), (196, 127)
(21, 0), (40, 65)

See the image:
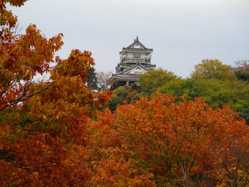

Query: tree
(191, 59), (236, 80)
(108, 86), (139, 111)
(2, 1), (249, 186)
(91, 94), (249, 186)
(0, 1), (111, 186)
(160, 78), (249, 122)
(0, 0), (63, 111)
(87, 67), (98, 90)
(139, 69), (178, 95)
(234, 61), (249, 82)
(0, 47), (111, 186)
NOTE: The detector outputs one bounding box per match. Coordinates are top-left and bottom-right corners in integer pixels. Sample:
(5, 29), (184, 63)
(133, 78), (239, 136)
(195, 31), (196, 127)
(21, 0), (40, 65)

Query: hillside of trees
(1, 1), (249, 186)
(110, 60), (249, 123)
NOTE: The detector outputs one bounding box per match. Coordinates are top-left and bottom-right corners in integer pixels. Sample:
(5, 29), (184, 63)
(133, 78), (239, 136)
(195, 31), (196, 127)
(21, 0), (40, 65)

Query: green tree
(191, 59), (236, 80)
(234, 61), (249, 82)
(87, 67), (98, 90)
(108, 86), (139, 111)
(160, 79), (249, 122)
(139, 69), (178, 95)
(158, 79), (189, 97)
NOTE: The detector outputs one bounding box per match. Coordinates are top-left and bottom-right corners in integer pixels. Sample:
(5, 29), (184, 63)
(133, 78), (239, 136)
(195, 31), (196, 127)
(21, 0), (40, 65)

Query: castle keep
(110, 37), (156, 89)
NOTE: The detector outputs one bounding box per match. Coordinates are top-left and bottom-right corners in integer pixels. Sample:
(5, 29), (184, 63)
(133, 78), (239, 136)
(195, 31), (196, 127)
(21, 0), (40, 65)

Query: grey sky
(13, 0), (249, 77)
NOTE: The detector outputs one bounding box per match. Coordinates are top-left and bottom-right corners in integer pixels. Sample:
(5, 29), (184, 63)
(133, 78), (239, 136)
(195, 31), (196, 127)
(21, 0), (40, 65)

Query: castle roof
(123, 37), (153, 51)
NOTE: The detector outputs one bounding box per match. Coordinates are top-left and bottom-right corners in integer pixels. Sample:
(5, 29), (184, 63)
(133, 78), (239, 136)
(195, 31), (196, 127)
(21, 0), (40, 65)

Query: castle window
(134, 54), (141, 58)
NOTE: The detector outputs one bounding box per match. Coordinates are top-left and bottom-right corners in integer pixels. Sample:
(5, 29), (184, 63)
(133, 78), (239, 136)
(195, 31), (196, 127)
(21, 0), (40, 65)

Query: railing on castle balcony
(121, 58), (151, 64)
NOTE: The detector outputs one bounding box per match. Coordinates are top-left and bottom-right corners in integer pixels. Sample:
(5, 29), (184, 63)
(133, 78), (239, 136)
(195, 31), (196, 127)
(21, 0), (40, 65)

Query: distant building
(110, 37), (156, 89)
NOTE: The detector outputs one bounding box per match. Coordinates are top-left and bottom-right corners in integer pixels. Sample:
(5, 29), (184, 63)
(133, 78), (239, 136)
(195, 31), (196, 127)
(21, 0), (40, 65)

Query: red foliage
(91, 94), (249, 186)
(1, 1), (249, 186)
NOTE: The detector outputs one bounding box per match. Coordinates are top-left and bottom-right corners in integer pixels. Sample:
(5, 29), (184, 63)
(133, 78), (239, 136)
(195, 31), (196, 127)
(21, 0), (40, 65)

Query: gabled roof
(122, 64), (152, 75)
(125, 37), (150, 50)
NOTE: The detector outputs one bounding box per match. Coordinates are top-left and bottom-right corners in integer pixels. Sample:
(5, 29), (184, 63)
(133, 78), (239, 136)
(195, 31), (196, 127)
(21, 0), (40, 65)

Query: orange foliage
(1, 1), (249, 187)
(91, 94), (249, 186)
(0, 13), (63, 110)
(0, 1), (109, 186)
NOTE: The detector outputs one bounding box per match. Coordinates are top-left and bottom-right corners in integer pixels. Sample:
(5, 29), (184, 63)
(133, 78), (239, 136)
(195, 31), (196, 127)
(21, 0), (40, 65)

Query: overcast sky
(13, 0), (249, 77)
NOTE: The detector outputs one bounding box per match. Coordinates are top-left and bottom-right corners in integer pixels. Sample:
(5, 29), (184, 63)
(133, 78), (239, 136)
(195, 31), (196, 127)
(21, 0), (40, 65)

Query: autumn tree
(0, 46), (112, 186)
(91, 94), (249, 186)
(0, 0), (63, 111)
(1, 1), (249, 187)
(0, 1), (110, 186)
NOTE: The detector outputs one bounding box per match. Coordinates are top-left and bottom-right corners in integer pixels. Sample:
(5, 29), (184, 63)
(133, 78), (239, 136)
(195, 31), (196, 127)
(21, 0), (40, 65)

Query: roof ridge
(126, 37), (147, 49)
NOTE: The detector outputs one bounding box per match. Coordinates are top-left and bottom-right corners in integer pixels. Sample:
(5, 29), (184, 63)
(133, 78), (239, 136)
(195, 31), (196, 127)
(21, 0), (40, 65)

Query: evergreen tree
(87, 67), (98, 90)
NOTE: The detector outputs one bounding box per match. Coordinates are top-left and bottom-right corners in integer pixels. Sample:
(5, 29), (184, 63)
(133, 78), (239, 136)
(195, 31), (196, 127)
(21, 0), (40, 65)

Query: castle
(110, 37), (156, 89)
